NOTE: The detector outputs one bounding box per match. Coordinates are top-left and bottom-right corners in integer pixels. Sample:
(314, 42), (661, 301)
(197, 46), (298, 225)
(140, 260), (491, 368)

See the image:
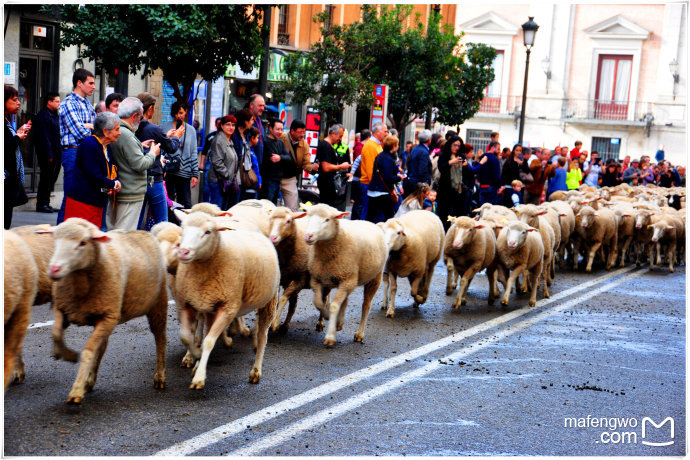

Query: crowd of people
(4, 70), (686, 230)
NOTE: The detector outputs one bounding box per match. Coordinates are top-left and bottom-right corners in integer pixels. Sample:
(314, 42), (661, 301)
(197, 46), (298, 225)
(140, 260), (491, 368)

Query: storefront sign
(305, 107), (321, 178)
(370, 84), (388, 130)
(32, 26), (47, 37)
(225, 50), (290, 82)
(4, 62), (16, 85)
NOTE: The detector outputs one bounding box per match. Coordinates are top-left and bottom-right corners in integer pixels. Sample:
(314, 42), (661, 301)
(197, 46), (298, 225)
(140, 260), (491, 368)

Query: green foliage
(46, 5), (268, 102)
(276, 5), (496, 132)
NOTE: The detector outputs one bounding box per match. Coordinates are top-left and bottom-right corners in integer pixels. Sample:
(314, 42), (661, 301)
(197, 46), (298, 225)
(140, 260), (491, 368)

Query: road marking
(155, 266), (638, 456)
(28, 320), (54, 330)
(229, 268), (646, 456)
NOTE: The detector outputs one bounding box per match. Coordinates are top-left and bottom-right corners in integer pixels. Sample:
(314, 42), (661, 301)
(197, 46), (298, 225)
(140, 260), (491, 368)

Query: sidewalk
(9, 209), (60, 229)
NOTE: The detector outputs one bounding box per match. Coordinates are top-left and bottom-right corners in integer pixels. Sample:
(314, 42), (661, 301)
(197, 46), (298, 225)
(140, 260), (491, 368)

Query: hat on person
(632, 158), (640, 164)
(136, 92), (157, 110)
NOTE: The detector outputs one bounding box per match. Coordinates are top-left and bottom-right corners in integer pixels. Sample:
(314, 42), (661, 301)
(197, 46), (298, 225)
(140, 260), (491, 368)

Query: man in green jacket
(108, 97), (160, 230)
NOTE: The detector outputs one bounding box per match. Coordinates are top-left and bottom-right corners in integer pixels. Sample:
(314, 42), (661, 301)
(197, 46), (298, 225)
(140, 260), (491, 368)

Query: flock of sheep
(4, 183), (685, 404)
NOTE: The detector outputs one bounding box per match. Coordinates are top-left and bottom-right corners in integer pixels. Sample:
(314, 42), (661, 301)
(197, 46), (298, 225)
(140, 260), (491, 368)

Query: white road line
(229, 268), (646, 456)
(28, 320), (54, 330)
(155, 266), (637, 456)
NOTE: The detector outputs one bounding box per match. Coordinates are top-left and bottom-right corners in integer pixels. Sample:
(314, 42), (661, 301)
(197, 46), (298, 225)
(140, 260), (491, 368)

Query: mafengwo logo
(641, 417), (674, 447)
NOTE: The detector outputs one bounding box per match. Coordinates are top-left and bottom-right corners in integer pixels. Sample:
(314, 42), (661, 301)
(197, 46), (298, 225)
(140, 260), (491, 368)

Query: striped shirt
(59, 92), (96, 148)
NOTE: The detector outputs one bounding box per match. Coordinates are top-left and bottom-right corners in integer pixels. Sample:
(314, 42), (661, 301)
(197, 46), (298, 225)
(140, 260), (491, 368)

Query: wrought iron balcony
(277, 33), (290, 46)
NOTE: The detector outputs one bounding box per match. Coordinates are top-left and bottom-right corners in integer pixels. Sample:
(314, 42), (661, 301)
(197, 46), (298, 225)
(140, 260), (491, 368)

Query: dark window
(19, 22), (54, 51)
(278, 6), (288, 35)
(466, 129), (493, 155)
(591, 136), (621, 162)
(324, 5), (334, 30)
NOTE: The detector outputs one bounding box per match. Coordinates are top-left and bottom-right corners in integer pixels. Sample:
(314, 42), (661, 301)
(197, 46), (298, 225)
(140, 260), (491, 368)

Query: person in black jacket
(135, 92), (184, 229)
(365, 135), (402, 223)
(32, 92), (62, 213)
(4, 85), (30, 228)
(260, 119), (295, 205)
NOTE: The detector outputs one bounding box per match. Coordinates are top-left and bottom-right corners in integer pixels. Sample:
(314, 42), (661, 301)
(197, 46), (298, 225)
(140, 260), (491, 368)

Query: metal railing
(277, 33), (290, 46)
(563, 99), (650, 122)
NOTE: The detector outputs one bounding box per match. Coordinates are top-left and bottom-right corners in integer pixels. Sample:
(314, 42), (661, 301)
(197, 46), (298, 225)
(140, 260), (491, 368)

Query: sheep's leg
(250, 293), (277, 384)
(190, 307), (235, 390)
(11, 351), (25, 385)
(228, 316), (251, 337)
(52, 309), (79, 362)
(323, 282), (355, 347)
(486, 265), (498, 305)
(85, 338), (108, 393)
(655, 242), (663, 266)
(67, 317), (116, 404)
(585, 241), (602, 273)
(354, 273), (382, 344)
(272, 280), (302, 332)
(146, 293), (168, 390)
(419, 261), (437, 303)
(381, 270), (390, 311)
(445, 258), (456, 295)
(529, 262), (543, 307)
(541, 268), (550, 299)
(279, 292), (299, 335)
(385, 273), (398, 318)
(336, 298), (349, 331)
(313, 285), (331, 332)
(571, 238), (581, 270)
(455, 264), (479, 308)
(501, 265), (525, 307)
(180, 306), (201, 367)
(409, 273), (423, 308)
(4, 306), (31, 390)
(667, 241), (676, 273)
(606, 235), (618, 270)
(619, 237), (631, 267)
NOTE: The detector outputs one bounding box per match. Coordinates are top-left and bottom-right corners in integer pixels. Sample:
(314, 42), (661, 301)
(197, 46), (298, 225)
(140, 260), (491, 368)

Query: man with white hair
(316, 123), (351, 207)
(107, 96), (161, 230)
(249, 93), (266, 163)
(358, 121), (389, 218)
(403, 129), (432, 198)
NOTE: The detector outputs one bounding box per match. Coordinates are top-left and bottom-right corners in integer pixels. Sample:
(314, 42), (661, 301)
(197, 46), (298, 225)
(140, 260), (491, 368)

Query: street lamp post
(518, 16), (539, 146)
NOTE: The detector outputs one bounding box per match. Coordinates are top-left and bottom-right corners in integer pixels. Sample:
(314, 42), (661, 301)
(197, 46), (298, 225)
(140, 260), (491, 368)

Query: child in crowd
(547, 156), (568, 197)
(424, 189), (438, 214)
(502, 179), (523, 208)
(566, 158), (583, 190)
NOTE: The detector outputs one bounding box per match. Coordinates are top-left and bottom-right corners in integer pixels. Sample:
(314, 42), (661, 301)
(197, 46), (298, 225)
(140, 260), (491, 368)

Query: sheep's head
(268, 207), (306, 245)
(41, 218), (110, 280)
(633, 209), (653, 229)
(500, 221), (537, 249)
(577, 206), (598, 228)
(472, 203), (492, 219)
(304, 204), (349, 245)
(151, 222), (182, 274)
(650, 221), (673, 242)
(174, 210), (231, 263)
(449, 217), (484, 250)
(378, 219), (407, 252)
(189, 202), (224, 216)
(514, 204), (540, 227)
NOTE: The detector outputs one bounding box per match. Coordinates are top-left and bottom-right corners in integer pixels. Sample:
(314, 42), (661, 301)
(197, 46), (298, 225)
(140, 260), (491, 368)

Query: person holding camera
(583, 151), (603, 187)
(165, 101), (198, 209)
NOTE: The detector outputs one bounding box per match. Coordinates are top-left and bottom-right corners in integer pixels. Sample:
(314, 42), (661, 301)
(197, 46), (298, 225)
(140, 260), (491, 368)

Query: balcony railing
(277, 33), (290, 46)
(563, 99), (650, 122)
(479, 96), (501, 113)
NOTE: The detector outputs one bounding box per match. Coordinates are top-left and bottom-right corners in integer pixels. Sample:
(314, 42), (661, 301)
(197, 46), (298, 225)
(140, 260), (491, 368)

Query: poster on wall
(304, 107), (321, 180)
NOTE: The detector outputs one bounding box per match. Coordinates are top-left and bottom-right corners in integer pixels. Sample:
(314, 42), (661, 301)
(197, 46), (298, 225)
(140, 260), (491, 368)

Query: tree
(47, 5), (269, 103)
(276, 5), (496, 136)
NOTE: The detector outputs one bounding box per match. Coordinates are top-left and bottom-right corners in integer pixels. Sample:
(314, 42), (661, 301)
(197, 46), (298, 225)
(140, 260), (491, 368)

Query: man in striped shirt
(56, 68), (96, 224)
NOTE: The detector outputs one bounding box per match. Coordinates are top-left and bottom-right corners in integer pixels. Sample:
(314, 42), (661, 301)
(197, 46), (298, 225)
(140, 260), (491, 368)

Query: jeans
(350, 180), (363, 220)
(208, 181), (223, 208)
(479, 186), (498, 206)
(359, 183), (370, 220)
(57, 147), (78, 224)
(138, 181), (168, 229)
(201, 161), (211, 203)
(261, 179), (282, 205)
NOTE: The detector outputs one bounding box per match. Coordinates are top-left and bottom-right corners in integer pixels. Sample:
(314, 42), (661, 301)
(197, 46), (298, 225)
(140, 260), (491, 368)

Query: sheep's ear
(474, 224), (485, 229)
(537, 209), (547, 216)
(596, 197), (604, 201)
(559, 213), (568, 217)
(182, 209), (192, 214)
(495, 224), (504, 230)
(34, 225), (55, 234)
(527, 227), (539, 232)
(216, 211), (233, 217)
(292, 211), (308, 219)
(447, 215), (457, 223)
(90, 228), (111, 243)
(471, 208), (481, 213)
(174, 209), (188, 223)
(666, 225), (674, 230)
(334, 212), (350, 220)
(622, 214), (632, 218)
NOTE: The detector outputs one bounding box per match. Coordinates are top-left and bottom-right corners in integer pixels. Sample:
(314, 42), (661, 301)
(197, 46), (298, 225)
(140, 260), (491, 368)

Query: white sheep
(4, 231), (38, 391)
(267, 206), (311, 333)
(443, 217), (498, 308)
(227, 199), (277, 236)
(378, 210), (445, 318)
(173, 210), (280, 388)
(514, 204), (556, 298)
(42, 218), (168, 404)
(304, 204), (387, 346)
(495, 221), (545, 308)
(574, 206), (618, 272)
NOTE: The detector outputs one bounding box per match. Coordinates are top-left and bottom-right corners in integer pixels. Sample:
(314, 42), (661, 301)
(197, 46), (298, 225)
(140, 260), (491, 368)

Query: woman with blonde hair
(395, 182), (430, 217)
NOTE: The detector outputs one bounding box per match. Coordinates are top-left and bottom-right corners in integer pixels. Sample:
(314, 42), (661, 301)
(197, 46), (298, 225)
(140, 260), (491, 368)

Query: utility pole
(424, 4), (441, 130)
(258, 6), (272, 96)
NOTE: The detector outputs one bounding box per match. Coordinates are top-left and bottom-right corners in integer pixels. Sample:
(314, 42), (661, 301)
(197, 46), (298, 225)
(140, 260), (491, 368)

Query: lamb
(267, 207), (311, 333)
(631, 206), (656, 266)
(7, 225), (55, 383)
(607, 202), (635, 267)
(473, 203), (518, 222)
(574, 206), (618, 272)
(514, 204), (556, 298)
(42, 218), (168, 404)
(495, 221), (544, 307)
(648, 214), (684, 273)
(4, 231), (38, 391)
(545, 200), (576, 268)
(173, 210), (280, 388)
(443, 217), (498, 308)
(378, 210), (445, 317)
(304, 204), (387, 346)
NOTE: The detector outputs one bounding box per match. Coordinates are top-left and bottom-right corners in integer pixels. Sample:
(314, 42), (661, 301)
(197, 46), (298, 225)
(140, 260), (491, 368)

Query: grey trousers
(107, 200), (144, 230)
(280, 176), (299, 211)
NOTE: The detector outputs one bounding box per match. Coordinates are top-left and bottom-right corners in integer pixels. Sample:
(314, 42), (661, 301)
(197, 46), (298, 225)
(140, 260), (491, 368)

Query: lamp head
(522, 16), (539, 49)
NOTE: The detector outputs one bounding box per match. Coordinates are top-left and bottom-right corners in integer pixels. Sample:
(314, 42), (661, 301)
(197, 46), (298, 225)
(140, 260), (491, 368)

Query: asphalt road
(3, 257), (685, 456)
